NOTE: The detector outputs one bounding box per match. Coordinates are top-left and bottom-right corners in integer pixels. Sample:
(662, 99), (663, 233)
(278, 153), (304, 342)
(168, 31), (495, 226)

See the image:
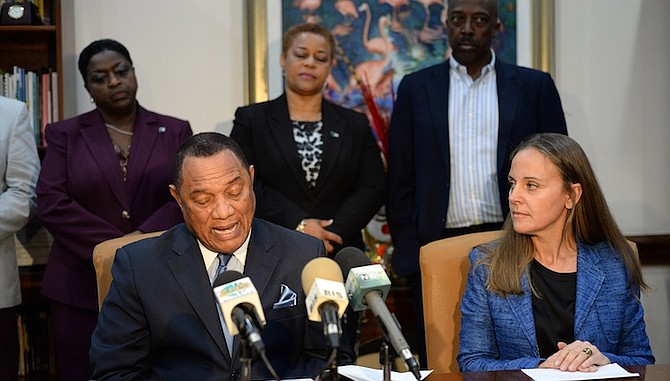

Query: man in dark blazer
(90, 133), (355, 380)
(386, 0), (568, 366)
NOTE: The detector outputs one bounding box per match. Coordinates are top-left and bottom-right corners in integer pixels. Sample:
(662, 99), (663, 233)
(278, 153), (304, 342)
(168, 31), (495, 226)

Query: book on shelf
(16, 307), (51, 376)
(51, 70), (59, 123)
(1, 65), (58, 147)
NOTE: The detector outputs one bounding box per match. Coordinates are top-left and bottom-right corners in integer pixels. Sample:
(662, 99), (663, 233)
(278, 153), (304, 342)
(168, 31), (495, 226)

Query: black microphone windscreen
(213, 270), (244, 288)
(333, 246), (372, 278)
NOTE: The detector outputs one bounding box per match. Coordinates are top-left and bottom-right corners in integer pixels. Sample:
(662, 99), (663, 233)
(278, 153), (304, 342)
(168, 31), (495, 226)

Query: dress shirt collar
(449, 49), (497, 79)
(199, 228), (252, 279)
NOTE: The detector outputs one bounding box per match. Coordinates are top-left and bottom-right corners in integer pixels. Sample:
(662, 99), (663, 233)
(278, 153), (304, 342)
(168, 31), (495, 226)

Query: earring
(90, 97), (95, 104)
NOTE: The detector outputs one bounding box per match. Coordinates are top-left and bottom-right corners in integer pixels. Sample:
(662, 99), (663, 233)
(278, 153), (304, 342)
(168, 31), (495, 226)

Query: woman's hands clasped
(539, 340), (610, 372)
(301, 218), (343, 254)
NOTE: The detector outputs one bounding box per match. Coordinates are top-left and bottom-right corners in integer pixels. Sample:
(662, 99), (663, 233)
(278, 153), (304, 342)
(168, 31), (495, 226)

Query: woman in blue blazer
(457, 133), (654, 372)
(36, 39), (192, 381)
(231, 23), (385, 255)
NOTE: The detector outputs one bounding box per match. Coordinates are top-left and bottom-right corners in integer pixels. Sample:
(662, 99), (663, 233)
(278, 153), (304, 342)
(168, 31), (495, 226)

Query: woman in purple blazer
(35, 39), (192, 381)
(457, 134), (654, 372)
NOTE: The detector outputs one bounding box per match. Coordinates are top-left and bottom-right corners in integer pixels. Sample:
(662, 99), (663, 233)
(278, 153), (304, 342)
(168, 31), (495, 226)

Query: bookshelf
(1, 1), (61, 378)
(0, 0), (62, 149)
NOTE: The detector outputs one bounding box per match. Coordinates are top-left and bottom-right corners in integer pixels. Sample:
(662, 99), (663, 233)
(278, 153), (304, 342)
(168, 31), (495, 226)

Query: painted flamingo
(359, 2), (395, 57)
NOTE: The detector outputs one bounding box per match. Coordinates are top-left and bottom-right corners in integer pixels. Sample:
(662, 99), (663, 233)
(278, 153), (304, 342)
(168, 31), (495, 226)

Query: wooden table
(426, 364), (669, 381)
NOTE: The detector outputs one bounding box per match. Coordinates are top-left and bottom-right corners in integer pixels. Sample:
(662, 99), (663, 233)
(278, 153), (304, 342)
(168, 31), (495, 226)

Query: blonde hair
(480, 133), (647, 295)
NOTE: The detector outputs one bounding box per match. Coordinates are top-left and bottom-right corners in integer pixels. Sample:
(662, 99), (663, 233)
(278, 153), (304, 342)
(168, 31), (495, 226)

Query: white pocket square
(273, 283), (297, 309)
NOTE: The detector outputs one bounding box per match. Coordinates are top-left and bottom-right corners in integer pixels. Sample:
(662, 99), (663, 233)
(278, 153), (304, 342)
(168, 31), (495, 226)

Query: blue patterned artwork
(282, 0), (516, 112)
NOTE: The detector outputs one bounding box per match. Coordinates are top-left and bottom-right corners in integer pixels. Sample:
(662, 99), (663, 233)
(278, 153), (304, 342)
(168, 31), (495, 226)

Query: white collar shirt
(446, 51), (504, 228)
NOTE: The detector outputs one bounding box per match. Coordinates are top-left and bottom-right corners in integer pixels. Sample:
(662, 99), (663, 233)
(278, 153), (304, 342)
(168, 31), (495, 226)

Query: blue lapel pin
(330, 131), (340, 139)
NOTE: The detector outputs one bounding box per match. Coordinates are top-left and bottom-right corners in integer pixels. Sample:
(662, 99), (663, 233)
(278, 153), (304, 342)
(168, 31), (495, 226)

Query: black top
(530, 259), (577, 358)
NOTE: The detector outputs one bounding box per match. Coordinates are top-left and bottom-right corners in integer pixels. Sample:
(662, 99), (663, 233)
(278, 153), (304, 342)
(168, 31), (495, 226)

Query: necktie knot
(216, 253), (232, 279)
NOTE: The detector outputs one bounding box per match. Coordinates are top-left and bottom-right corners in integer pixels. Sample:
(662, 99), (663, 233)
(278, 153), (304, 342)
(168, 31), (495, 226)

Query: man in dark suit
(90, 133), (355, 380)
(386, 0), (568, 366)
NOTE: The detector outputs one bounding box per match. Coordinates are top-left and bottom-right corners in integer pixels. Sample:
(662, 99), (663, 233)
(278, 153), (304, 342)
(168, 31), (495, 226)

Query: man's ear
(169, 184), (182, 207)
(249, 165), (255, 183)
(495, 18), (503, 33)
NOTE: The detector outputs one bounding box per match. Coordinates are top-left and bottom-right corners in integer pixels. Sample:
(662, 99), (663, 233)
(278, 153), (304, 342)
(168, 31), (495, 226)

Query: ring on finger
(582, 347), (593, 358)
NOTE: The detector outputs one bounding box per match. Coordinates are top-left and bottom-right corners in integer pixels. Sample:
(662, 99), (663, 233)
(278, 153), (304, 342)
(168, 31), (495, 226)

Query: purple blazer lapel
(125, 106), (160, 194)
(80, 111), (129, 208)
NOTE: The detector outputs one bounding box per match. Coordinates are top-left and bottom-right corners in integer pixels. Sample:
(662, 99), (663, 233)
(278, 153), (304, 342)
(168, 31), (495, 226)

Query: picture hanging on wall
(246, 0), (541, 272)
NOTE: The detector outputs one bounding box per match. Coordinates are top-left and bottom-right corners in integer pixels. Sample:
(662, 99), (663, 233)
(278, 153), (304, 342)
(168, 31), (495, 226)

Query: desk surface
(427, 364), (669, 381)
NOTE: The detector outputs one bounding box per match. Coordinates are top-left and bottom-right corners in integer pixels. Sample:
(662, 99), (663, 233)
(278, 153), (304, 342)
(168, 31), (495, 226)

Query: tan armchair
(419, 232), (639, 373)
(92, 231), (165, 309)
(419, 230), (501, 373)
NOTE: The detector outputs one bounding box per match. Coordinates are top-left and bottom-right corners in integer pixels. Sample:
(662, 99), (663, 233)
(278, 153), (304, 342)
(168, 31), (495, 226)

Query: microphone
(334, 247), (421, 380)
(213, 271), (267, 356)
(301, 257), (349, 350)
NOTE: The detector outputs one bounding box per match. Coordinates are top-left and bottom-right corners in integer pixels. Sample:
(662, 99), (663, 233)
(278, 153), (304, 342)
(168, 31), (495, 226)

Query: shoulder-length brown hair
(480, 133), (647, 295)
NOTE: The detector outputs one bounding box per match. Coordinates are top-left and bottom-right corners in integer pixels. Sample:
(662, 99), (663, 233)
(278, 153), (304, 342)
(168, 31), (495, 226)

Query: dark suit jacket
(387, 60), (568, 276)
(90, 220), (356, 381)
(230, 94), (386, 252)
(36, 104), (192, 310)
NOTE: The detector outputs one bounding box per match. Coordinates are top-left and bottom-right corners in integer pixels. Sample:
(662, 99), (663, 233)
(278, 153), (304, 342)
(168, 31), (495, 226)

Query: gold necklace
(105, 123), (134, 136)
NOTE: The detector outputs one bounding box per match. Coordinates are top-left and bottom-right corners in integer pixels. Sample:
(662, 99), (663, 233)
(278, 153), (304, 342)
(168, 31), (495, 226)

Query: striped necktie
(216, 253), (232, 280)
(214, 253), (234, 354)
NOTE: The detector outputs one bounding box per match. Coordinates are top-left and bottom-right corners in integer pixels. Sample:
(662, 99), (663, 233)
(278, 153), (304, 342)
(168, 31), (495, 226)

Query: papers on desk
(338, 365), (433, 381)
(521, 363), (639, 381)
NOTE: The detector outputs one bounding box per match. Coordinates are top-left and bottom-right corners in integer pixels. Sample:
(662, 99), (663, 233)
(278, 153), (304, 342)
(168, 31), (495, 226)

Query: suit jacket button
(231, 370), (240, 379)
(121, 210), (131, 219)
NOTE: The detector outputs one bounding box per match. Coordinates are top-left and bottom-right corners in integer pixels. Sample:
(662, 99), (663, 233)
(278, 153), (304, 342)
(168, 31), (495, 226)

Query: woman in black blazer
(231, 23), (385, 255)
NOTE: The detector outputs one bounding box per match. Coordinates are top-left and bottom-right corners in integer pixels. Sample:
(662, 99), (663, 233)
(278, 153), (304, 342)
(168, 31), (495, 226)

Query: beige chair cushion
(92, 231), (165, 309)
(420, 230), (501, 373)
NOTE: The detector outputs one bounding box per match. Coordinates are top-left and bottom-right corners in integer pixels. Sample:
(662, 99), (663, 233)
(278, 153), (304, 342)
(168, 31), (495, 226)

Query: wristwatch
(296, 219), (307, 233)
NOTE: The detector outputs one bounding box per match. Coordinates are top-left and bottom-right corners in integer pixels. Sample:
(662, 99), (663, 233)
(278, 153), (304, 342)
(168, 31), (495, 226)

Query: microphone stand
(328, 348), (339, 381)
(379, 340), (392, 381)
(318, 346), (339, 381)
(240, 337), (252, 381)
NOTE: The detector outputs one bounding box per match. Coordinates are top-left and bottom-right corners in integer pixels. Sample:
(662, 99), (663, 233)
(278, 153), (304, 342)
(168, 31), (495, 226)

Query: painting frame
(245, 0), (556, 104)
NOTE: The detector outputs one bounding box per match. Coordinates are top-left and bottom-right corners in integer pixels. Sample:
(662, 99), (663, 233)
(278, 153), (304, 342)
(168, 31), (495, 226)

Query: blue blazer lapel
(495, 61), (521, 177)
(268, 95), (312, 195)
(80, 111), (129, 208)
(507, 274), (539, 355)
(167, 227), (230, 359)
(574, 244), (605, 335)
(425, 61), (451, 173)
